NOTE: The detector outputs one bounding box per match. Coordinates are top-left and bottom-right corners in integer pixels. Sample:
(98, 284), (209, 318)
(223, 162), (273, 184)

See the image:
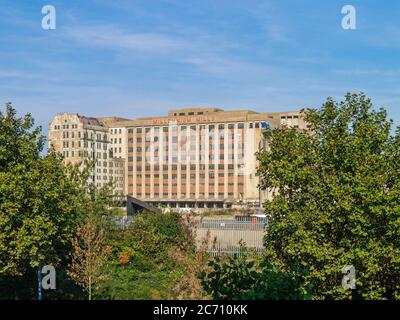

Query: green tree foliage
(94, 211), (201, 299)
(68, 214), (112, 300)
(0, 103), (116, 299)
(0, 103), (86, 278)
(198, 246), (310, 300)
(257, 93), (400, 299)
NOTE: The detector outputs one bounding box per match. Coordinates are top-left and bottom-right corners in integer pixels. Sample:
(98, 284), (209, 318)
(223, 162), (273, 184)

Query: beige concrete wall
(49, 108), (306, 207)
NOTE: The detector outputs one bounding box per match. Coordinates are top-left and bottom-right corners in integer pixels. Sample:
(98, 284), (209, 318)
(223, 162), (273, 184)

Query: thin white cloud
(334, 68), (400, 77)
(64, 25), (187, 53)
(244, 2), (294, 44)
(0, 69), (23, 78)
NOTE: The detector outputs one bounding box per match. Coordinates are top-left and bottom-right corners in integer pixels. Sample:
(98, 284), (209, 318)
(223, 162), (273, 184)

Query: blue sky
(1, 0), (400, 137)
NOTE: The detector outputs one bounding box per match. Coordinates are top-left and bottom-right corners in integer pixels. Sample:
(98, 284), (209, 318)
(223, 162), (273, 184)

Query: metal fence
(206, 246), (265, 257)
(116, 215), (267, 257)
(194, 217), (266, 256)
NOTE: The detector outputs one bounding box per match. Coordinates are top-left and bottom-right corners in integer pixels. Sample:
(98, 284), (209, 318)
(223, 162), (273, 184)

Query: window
(238, 123), (244, 129)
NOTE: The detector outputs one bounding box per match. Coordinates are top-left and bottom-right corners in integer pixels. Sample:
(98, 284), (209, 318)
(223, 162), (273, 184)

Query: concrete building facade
(48, 108), (306, 210)
(48, 113), (126, 197)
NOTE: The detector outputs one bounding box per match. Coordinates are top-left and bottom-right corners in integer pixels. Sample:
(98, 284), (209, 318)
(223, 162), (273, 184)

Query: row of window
(111, 138), (123, 144)
(132, 172), (240, 178)
(128, 163), (239, 171)
(127, 123), (246, 134)
(110, 128), (123, 134)
(129, 144), (240, 152)
(60, 131), (109, 143)
(132, 153), (240, 162)
(129, 135), (242, 144)
(172, 111), (204, 116)
(135, 192), (236, 197)
(54, 124), (78, 130)
(134, 174), (239, 179)
(135, 182), (240, 186)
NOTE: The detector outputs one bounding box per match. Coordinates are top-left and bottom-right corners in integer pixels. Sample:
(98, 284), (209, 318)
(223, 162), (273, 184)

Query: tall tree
(0, 103), (116, 299)
(68, 214), (112, 300)
(257, 93), (400, 299)
(0, 103), (85, 279)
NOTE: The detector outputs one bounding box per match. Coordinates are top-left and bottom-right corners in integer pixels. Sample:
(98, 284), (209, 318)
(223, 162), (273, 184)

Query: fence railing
(194, 217), (266, 256)
(196, 220), (266, 230)
(116, 215), (267, 257)
(206, 246), (265, 257)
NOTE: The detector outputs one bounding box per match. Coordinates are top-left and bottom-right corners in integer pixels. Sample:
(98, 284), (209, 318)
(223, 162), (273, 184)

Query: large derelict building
(48, 108), (306, 210)
(48, 113), (126, 197)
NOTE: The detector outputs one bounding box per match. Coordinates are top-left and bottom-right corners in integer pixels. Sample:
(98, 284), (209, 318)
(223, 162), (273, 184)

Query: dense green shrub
(199, 254), (311, 300)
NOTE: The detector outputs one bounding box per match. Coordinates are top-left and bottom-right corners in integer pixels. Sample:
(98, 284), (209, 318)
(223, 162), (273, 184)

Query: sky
(1, 0), (400, 138)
